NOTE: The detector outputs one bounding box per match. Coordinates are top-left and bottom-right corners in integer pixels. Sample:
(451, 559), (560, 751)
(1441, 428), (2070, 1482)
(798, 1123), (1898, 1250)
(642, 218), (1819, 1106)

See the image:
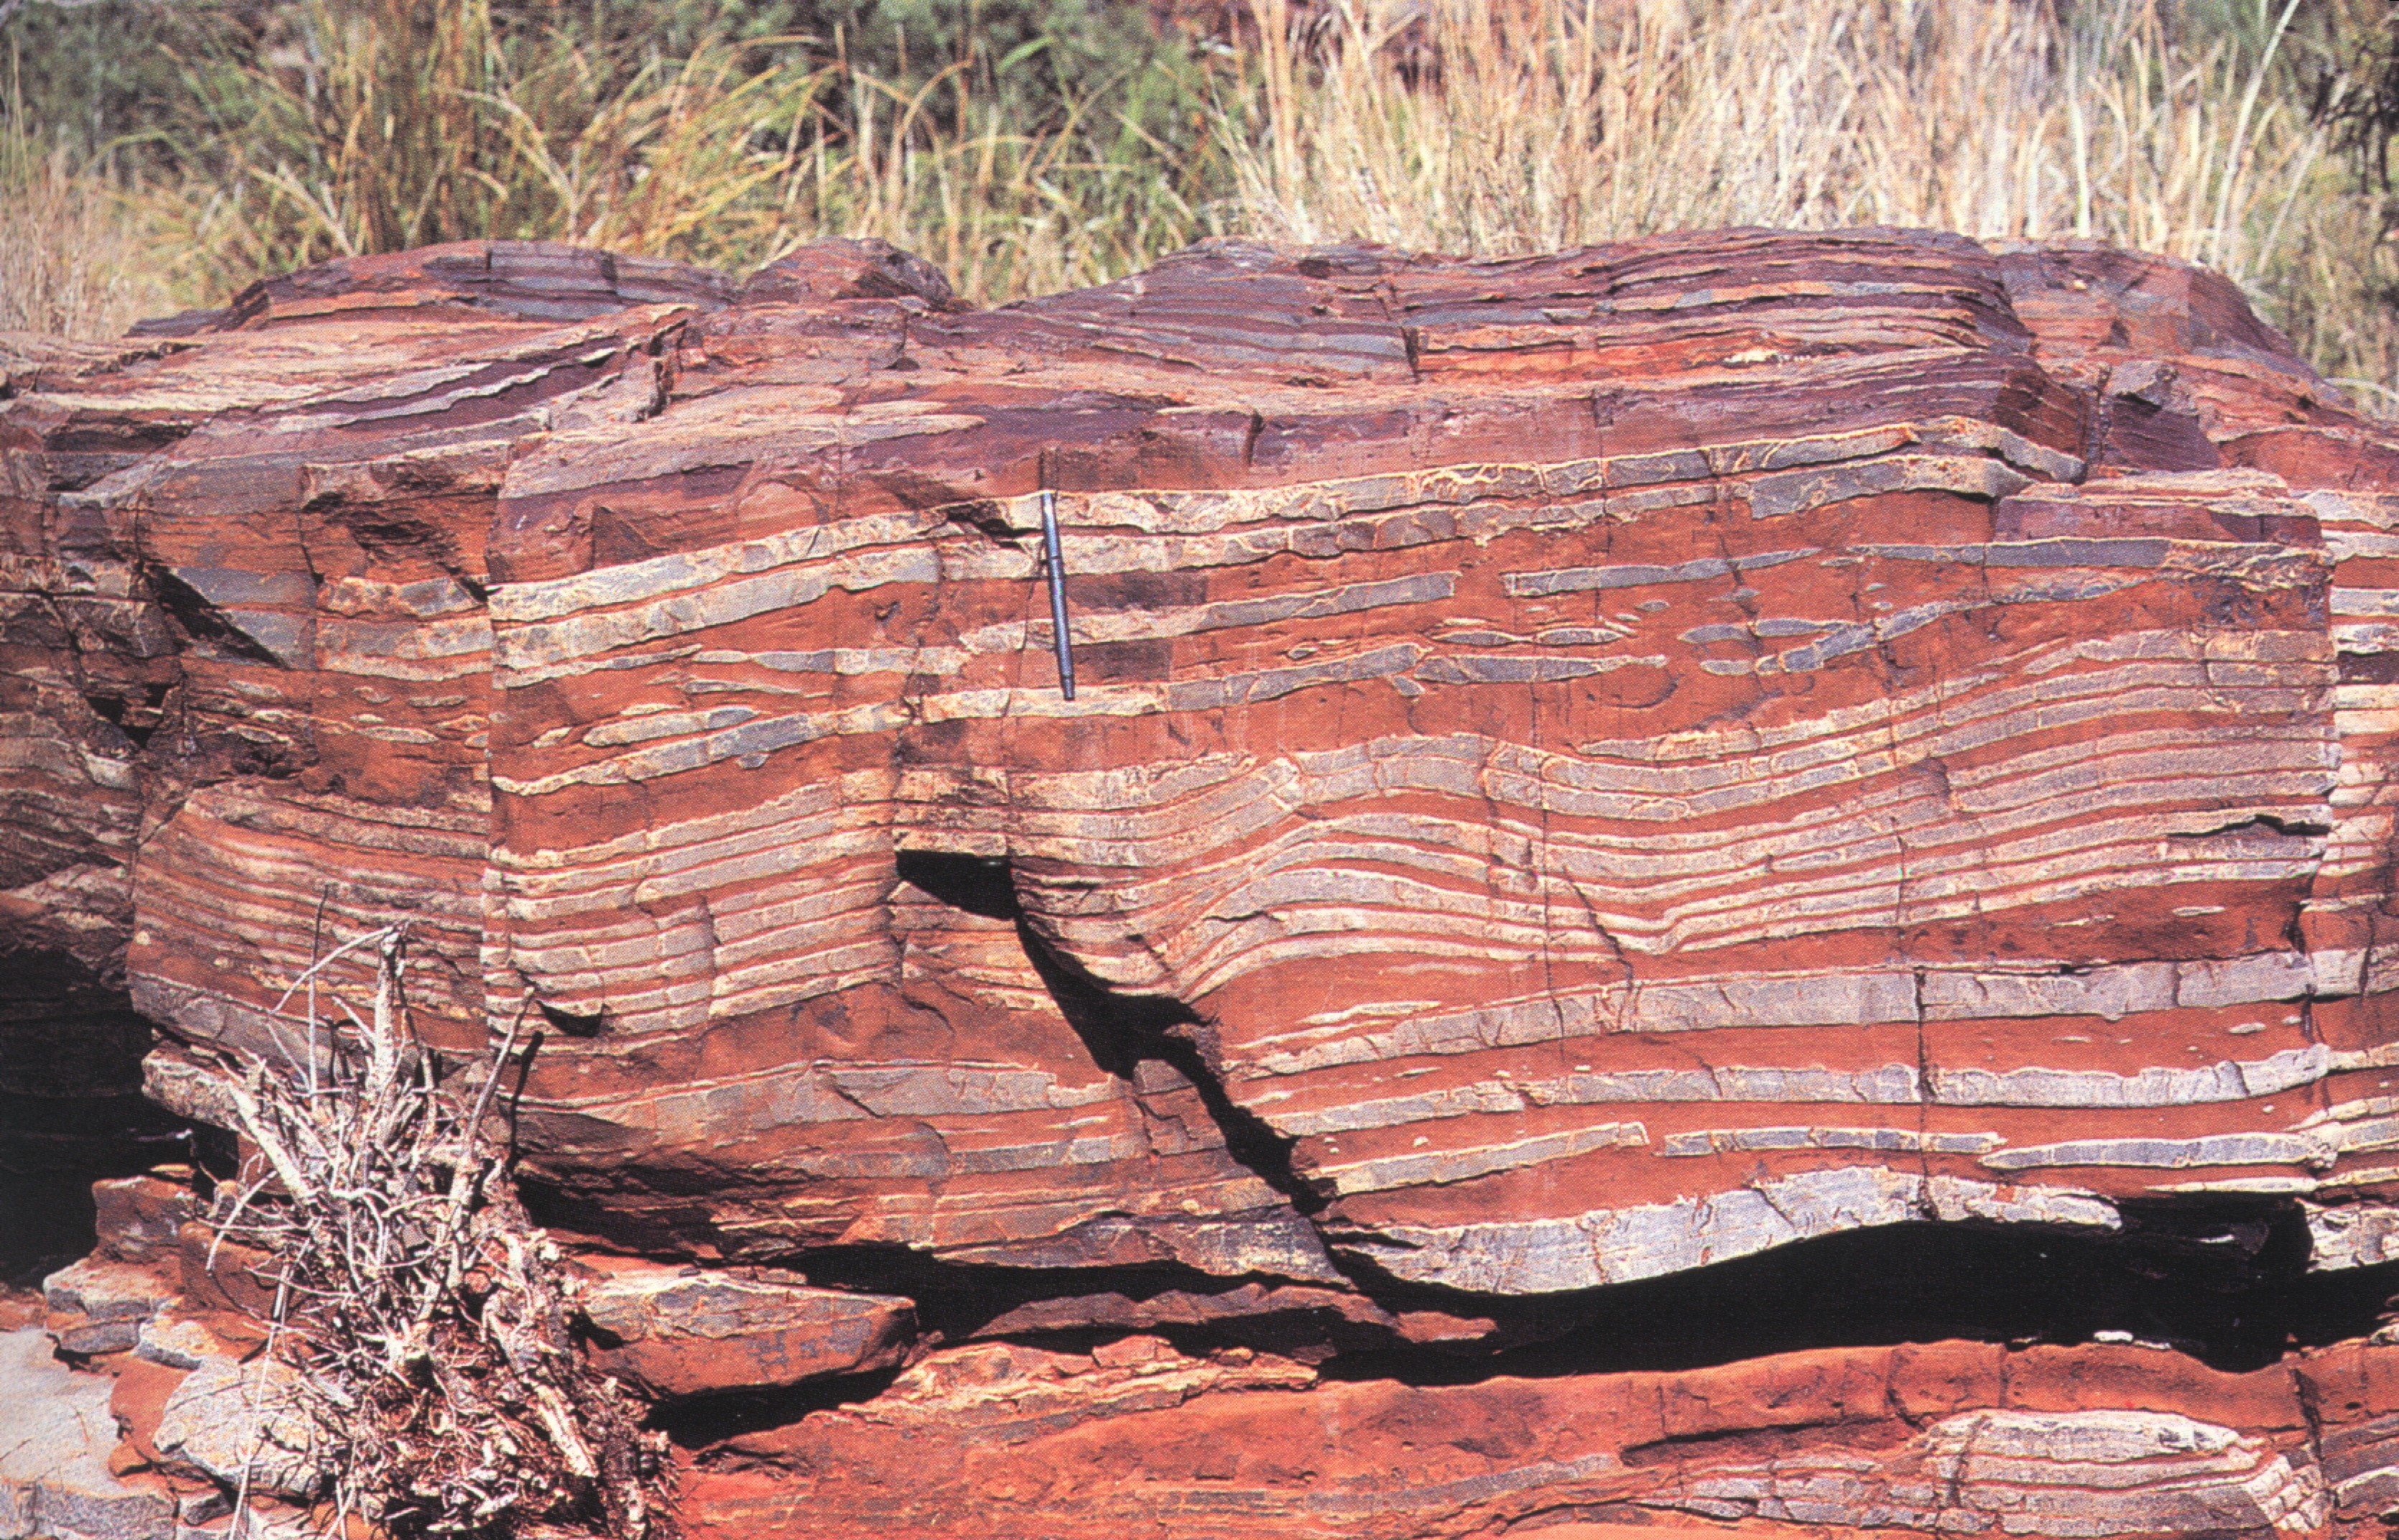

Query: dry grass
(136, 0), (1222, 315)
(1235, 0), (2369, 362)
(205, 925), (669, 1540)
(1220, 0), (2399, 394)
(4, 0), (2396, 395)
(794, 54), (1216, 306)
(0, 45), (187, 338)
(0, 141), (167, 338)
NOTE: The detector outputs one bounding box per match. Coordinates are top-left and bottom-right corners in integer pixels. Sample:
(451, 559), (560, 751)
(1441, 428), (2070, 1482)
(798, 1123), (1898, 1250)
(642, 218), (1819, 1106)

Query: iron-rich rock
(151, 1355), (321, 1501)
(87, 1176), (193, 1267)
(14, 230), (2399, 1538)
(680, 1335), (2380, 1539)
(41, 1256), (175, 1356)
(576, 1261), (914, 1398)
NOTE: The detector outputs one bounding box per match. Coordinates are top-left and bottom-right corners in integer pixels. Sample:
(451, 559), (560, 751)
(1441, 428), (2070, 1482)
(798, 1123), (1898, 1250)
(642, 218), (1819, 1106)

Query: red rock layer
(683, 1334), (2395, 1539)
(8, 230), (2399, 1294)
(21, 231), (2399, 1540)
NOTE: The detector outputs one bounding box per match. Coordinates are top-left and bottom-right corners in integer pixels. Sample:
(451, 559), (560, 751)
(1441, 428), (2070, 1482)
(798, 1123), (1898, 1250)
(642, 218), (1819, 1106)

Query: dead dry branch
(205, 924), (673, 1540)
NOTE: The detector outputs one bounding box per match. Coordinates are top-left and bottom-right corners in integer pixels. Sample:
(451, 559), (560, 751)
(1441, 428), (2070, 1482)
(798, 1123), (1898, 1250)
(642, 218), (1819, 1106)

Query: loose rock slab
(0, 1329), (177, 1540)
(150, 1355), (321, 1501)
(577, 1261), (913, 1397)
(42, 1257), (175, 1357)
(680, 1335), (2370, 1539)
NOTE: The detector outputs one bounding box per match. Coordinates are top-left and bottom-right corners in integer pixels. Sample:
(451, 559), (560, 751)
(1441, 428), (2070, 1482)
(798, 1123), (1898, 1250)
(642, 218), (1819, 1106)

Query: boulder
(13, 229), (2399, 1538)
(11, 229), (2394, 1283)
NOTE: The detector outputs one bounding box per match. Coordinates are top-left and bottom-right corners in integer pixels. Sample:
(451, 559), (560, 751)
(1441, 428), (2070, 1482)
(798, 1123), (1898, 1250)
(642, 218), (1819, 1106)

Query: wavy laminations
(475, 231), (2399, 1284)
(0, 245), (719, 1054)
(679, 1333), (2373, 1539)
(509, 872), (1332, 1275)
(2, 337), (196, 995)
(18, 230), (2399, 1289)
(4, 241), (1342, 1276)
(116, 307), (700, 1059)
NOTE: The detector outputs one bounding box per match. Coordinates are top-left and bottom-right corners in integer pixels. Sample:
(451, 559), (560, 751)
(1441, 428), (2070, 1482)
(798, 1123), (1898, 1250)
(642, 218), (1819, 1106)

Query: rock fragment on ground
(577, 1262), (914, 1397)
(150, 1355), (321, 1502)
(41, 1258), (176, 1357)
(0, 1329), (176, 1540)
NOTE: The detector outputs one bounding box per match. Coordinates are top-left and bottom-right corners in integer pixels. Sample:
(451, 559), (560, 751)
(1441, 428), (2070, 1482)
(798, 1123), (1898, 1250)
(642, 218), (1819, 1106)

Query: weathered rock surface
(575, 1258), (914, 1396)
(14, 228), (2399, 1536)
(149, 1355), (321, 1501)
(42, 1255), (177, 1356)
(685, 1333), (2399, 1538)
(0, 1329), (180, 1540)
(85, 1175), (194, 1268)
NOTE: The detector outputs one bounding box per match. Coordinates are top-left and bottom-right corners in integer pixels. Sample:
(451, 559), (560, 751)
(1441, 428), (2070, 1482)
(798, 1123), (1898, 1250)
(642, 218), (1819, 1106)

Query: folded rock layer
(11, 228), (2399, 1537)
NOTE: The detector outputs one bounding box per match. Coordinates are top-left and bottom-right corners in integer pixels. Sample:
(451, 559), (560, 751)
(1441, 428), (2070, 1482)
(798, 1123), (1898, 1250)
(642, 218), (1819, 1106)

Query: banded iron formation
(12, 229), (2399, 1539)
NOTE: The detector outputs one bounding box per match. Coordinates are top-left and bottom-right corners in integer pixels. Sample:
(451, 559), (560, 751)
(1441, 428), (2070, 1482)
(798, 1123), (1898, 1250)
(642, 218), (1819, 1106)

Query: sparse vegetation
(1234, 0), (2395, 394)
(5, 0), (2399, 397)
(203, 925), (670, 1540)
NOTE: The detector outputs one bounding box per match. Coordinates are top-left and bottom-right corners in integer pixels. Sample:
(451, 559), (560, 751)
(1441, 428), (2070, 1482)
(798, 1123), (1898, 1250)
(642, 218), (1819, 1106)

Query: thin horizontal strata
(1103, 753), (2328, 895)
(42, 231), (2399, 1319)
(1658, 1409), (2326, 1536)
(486, 417), (2082, 641)
(486, 790), (2327, 1015)
(1337, 1169), (2124, 1292)
(509, 1056), (1137, 1123)
(561, 672), (2326, 858)
(489, 650), (2327, 820)
(761, 941), (2321, 1078)
(1309, 1121), (1653, 1197)
(1927, 1045), (2331, 1105)
(1244, 1065), (1931, 1132)
(1658, 1127), (2005, 1156)
(1979, 1133), (2339, 1172)
(991, 643), (2328, 815)
(536, 626), (2324, 809)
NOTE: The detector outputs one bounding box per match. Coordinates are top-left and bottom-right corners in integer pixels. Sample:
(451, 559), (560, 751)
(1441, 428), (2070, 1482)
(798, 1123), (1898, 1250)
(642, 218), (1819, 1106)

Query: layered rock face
(12, 228), (2399, 1538)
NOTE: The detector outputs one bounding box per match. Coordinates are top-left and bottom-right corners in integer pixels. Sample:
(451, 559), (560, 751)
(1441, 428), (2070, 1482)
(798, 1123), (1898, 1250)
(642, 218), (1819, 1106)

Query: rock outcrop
(11, 228), (2399, 1537)
(682, 1336), (2357, 1539)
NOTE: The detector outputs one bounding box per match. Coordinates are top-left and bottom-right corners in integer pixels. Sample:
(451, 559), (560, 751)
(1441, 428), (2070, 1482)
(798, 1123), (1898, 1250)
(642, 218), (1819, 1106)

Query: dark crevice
(893, 850), (1333, 1219)
(80, 682), (170, 751)
(894, 850), (1017, 921)
(2171, 813), (2333, 840)
(1620, 1417), (1918, 1467)
(1012, 912), (1335, 1220)
(534, 1001), (606, 1037)
(0, 975), (193, 1287)
(1315, 1199), (2345, 1384)
(741, 1240), (1384, 1355)
(648, 1365), (909, 1448)
(0, 1091), (194, 1289)
(519, 1186), (2399, 1411)
(942, 498), (1024, 547)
